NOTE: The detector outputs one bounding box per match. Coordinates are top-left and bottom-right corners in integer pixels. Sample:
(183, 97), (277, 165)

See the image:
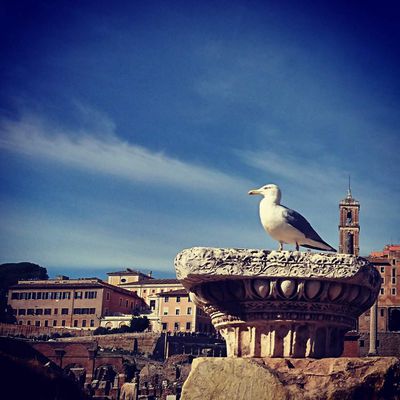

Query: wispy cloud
(0, 113), (251, 195)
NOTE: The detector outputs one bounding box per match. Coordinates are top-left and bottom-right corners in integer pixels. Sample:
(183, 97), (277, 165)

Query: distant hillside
(0, 262), (48, 322)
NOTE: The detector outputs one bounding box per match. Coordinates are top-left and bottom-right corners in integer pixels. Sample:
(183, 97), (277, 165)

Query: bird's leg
(295, 243), (299, 251)
(278, 242), (283, 251)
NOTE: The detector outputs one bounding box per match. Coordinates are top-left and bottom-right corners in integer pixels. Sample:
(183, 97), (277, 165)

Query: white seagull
(248, 183), (336, 252)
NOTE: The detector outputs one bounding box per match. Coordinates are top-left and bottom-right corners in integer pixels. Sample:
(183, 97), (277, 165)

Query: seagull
(248, 183), (336, 252)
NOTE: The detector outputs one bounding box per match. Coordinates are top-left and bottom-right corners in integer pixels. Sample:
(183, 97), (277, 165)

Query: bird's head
(248, 184), (281, 203)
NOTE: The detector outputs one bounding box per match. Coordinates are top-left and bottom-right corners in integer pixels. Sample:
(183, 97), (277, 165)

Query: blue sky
(0, 0), (399, 279)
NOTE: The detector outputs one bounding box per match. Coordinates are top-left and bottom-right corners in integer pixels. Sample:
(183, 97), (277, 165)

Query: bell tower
(339, 179), (360, 255)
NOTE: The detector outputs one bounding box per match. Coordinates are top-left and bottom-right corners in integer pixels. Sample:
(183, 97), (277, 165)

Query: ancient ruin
(175, 247), (381, 358)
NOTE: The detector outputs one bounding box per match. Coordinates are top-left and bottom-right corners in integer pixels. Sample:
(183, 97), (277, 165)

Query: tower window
(346, 210), (352, 224)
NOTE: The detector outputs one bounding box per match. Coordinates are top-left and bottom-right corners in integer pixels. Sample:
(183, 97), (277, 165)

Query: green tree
(0, 262), (48, 323)
(130, 316), (149, 332)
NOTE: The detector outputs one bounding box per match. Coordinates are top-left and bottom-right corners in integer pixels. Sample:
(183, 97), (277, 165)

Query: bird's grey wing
(282, 207), (325, 242)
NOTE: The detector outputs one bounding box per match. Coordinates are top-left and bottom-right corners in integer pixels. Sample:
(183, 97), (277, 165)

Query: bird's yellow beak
(248, 189), (261, 195)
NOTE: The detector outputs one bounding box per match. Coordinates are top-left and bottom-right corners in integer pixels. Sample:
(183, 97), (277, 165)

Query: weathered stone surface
(175, 248), (377, 284)
(174, 248), (381, 358)
(181, 357), (289, 400)
(181, 357), (400, 400)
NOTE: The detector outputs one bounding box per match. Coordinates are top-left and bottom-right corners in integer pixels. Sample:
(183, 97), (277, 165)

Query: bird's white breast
(259, 199), (304, 243)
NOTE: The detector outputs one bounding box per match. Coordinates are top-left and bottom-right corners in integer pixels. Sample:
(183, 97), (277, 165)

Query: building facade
(107, 269), (213, 333)
(358, 245), (400, 333)
(158, 289), (214, 333)
(8, 277), (144, 329)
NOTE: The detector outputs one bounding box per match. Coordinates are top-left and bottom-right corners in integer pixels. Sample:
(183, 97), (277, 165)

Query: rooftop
(107, 268), (152, 277)
(120, 278), (181, 286)
(10, 278), (143, 298)
(158, 288), (189, 297)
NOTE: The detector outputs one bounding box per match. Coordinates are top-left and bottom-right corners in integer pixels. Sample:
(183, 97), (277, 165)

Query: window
(53, 320), (57, 327)
(54, 308), (58, 314)
(164, 297), (169, 303)
(75, 291), (83, 299)
(27, 321), (31, 326)
(163, 308), (168, 315)
(61, 308), (69, 315)
(84, 291), (97, 299)
(175, 309), (180, 315)
(90, 320), (95, 327)
(150, 300), (156, 310)
(174, 322), (180, 331)
(74, 320), (78, 327)
(392, 268), (396, 276)
(106, 292), (110, 300)
(35, 321), (40, 327)
(44, 308), (51, 315)
(186, 322), (191, 330)
(392, 277), (396, 285)
(35, 309), (43, 315)
(18, 309), (26, 315)
(187, 307), (192, 315)
(11, 293), (19, 300)
(143, 290), (147, 293)
(27, 309), (34, 315)
(32, 292), (36, 300)
(44, 320), (48, 327)
(121, 278), (127, 283)
(62, 292), (71, 299)
(380, 267), (385, 273)
(162, 323), (168, 331)
(73, 308), (96, 315)
(380, 288), (384, 295)
(382, 277), (385, 284)
(380, 308), (385, 317)
(176, 296), (181, 303)
(82, 320), (86, 327)
(392, 288), (397, 296)
(42, 292), (49, 300)
(61, 320), (66, 327)
(37, 292), (42, 300)
(151, 289), (155, 293)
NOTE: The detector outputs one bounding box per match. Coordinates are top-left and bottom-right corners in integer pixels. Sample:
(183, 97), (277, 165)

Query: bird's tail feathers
(302, 241), (337, 252)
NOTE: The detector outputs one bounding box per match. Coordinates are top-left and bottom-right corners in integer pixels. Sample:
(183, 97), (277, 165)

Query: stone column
(368, 300), (378, 356)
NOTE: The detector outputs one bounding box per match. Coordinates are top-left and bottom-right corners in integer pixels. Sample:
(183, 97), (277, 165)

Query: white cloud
(0, 113), (251, 195)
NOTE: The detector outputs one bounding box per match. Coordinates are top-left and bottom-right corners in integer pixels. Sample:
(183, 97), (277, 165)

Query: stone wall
(0, 322), (92, 337)
(57, 332), (161, 355)
(358, 331), (400, 357)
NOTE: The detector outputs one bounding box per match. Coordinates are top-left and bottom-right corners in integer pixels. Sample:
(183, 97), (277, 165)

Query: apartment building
(158, 289), (214, 333)
(8, 277), (144, 329)
(107, 269), (213, 333)
(358, 245), (400, 332)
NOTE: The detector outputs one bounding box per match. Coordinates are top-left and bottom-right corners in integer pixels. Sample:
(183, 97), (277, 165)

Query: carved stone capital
(175, 247), (381, 358)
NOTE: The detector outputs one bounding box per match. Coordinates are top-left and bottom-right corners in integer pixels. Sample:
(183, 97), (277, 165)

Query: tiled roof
(9, 279), (142, 298)
(120, 278), (180, 286)
(107, 269), (151, 276)
(158, 288), (189, 297)
(367, 256), (391, 265)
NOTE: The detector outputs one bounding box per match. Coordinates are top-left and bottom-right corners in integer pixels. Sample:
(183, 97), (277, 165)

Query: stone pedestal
(180, 357), (400, 400)
(175, 248), (381, 358)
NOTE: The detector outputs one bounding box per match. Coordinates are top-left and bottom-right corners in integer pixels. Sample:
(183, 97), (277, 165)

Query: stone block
(181, 357), (400, 400)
